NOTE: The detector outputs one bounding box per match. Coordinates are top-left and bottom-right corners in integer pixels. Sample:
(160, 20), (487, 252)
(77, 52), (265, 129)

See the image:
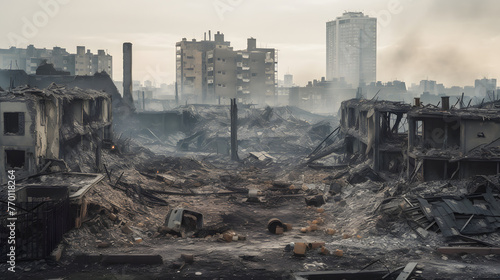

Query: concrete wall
(0, 101), (37, 183)
(462, 120), (500, 153)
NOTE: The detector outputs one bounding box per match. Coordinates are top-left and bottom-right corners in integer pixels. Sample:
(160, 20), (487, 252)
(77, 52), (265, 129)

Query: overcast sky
(2, 0), (500, 87)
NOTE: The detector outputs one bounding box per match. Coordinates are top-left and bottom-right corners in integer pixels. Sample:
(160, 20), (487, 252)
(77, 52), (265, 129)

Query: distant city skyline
(1, 0), (500, 87)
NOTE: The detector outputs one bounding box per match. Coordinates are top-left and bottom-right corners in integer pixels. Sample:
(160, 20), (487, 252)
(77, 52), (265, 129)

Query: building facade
(326, 12), (376, 87)
(0, 45), (112, 77)
(176, 32), (276, 105)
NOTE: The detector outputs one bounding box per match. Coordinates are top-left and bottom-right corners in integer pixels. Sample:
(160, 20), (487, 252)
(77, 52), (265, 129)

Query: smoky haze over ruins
(1, 1), (500, 279)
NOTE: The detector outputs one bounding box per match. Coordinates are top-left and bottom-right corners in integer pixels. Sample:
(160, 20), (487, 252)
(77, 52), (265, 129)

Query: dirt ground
(2, 143), (500, 280)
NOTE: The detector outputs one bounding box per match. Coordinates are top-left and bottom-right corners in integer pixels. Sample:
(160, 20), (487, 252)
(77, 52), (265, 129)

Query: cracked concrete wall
(0, 101), (37, 183)
(462, 120), (500, 154)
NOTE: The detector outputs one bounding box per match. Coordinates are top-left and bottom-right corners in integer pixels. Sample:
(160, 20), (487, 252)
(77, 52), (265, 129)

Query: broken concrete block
(326, 228), (336, 235)
(222, 233), (233, 242)
(181, 254), (194, 264)
(121, 225), (133, 235)
(310, 242), (325, 249)
(294, 242), (307, 256)
(320, 246), (330, 255)
(334, 249), (344, 257)
(232, 235), (239, 241)
(108, 213), (117, 221)
(305, 195), (326, 207)
(275, 226), (284, 235)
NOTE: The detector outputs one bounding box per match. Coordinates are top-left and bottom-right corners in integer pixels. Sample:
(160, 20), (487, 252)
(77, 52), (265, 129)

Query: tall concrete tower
(326, 12), (376, 87)
(122, 42), (134, 108)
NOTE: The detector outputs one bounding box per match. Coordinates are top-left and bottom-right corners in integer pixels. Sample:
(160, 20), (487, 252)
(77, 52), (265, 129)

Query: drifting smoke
(379, 0), (500, 86)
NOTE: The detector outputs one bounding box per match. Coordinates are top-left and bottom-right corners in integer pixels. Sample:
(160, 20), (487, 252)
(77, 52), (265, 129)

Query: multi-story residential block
(0, 45), (112, 77)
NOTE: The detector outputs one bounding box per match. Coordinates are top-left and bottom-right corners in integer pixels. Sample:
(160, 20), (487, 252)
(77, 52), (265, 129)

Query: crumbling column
(230, 98), (239, 161)
(123, 42), (135, 109)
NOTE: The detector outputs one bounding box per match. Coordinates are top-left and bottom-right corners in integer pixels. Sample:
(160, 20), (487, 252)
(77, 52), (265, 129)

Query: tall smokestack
(441, 96), (449, 111)
(123, 42), (134, 108)
(209, 30), (211, 41)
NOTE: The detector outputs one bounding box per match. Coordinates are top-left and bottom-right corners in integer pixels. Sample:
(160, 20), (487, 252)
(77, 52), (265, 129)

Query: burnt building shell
(0, 83), (112, 184)
(340, 99), (412, 172)
(408, 105), (500, 181)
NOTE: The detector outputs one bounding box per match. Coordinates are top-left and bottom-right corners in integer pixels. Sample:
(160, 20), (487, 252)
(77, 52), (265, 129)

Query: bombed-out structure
(340, 99), (411, 172)
(0, 83), (112, 184)
(341, 97), (500, 180)
(408, 97), (500, 181)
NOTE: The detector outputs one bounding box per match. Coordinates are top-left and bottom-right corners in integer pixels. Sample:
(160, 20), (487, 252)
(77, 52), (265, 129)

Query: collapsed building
(0, 83), (112, 184)
(408, 97), (500, 181)
(340, 97), (500, 181)
(340, 99), (411, 173)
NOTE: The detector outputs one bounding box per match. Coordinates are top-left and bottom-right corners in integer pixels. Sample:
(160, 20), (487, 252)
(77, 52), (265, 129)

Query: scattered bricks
(181, 254), (194, 264)
(356, 235), (362, 239)
(334, 249), (344, 257)
(300, 227), (308, 233)
(309, 224), (318, 231)
(97, 241), (111, 248)
(137, 222), (145, 227)
(294, 242), (307, 256)
(316, 208), (325, 213)
(283, 223), (293, 231)
(320, 246), (330, 255)
(312, 220), (319, 224)
(223, 233), (233, 242)
(310, 242), (325, 250)
(326, 228), (336, 235)
(134, 237), (143, 243)
(121, 225), (133, 235)
(302, 184), (309, 192)
(275, 226), (284, 235)
(342, 233), (351, 239)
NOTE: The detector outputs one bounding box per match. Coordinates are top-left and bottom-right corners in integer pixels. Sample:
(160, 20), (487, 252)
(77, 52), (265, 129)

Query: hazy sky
(2, 0), (500, 87)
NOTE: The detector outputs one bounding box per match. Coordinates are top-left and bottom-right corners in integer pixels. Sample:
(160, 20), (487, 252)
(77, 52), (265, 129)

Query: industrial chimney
(441, 96), (449, 111)
(123, 42), (134, 108)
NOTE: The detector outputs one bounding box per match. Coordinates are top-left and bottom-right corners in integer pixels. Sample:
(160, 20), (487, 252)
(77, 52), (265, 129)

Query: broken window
(4, 112), (25, 135)
(5, 150), (25, 169)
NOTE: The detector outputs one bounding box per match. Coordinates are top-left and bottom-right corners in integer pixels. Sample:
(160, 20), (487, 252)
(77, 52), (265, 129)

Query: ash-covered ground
(3, 106), (500, 280)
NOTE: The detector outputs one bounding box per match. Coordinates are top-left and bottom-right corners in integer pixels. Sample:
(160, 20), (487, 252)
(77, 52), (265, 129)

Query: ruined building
(408, 97), (500, 181)
(341, 97), (500, 181)
(176, 32), (276, 104)
(0, 83), (112, 184)
(0, 45), (112, 77)
(340, 99), (411, 172)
